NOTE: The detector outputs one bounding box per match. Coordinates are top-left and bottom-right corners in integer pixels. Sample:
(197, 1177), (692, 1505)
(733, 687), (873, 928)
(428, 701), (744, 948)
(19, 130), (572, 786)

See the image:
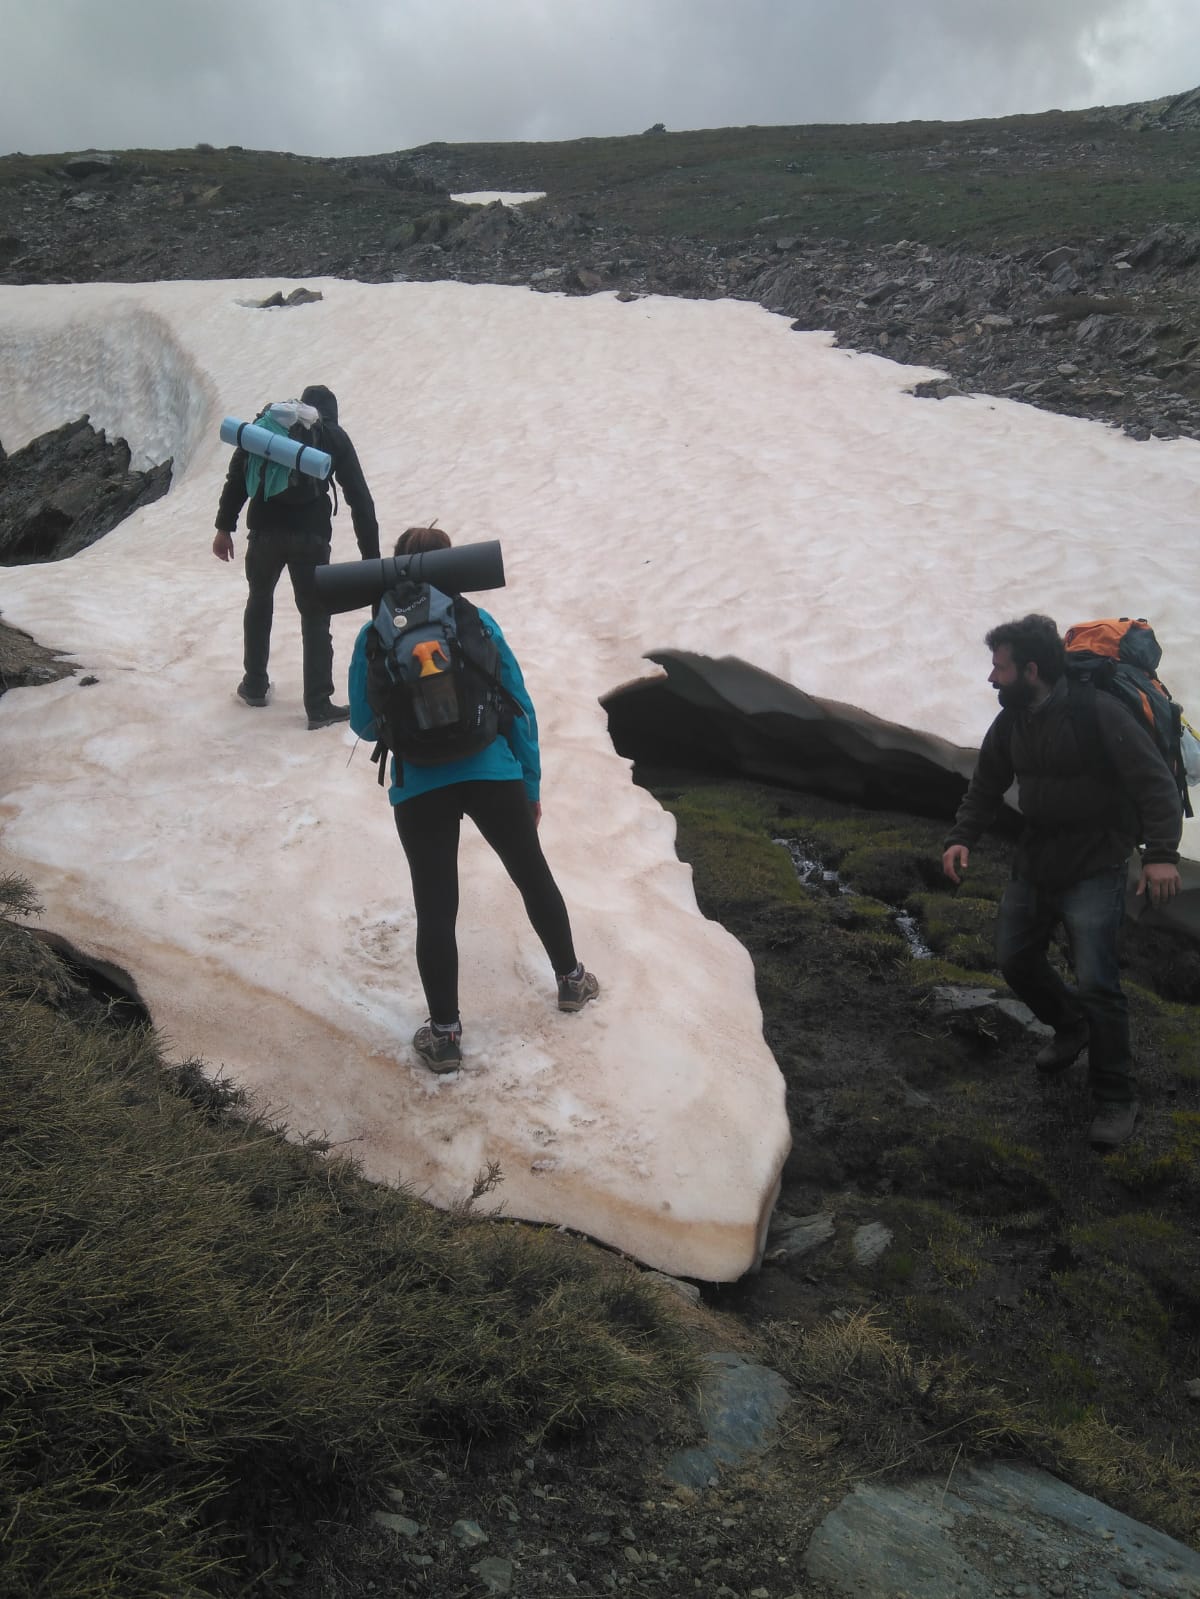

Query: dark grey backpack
(364, 582), (518, 781)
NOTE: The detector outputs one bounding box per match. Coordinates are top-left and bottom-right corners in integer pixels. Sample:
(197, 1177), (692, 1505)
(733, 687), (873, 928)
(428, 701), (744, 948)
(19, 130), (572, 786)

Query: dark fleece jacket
(214, 384), (380, 558)
(944, 677), (1182, 888)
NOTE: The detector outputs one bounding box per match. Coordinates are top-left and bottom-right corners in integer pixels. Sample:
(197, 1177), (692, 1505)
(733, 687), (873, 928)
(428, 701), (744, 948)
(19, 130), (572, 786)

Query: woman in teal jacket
(349, 527), (599, 1073)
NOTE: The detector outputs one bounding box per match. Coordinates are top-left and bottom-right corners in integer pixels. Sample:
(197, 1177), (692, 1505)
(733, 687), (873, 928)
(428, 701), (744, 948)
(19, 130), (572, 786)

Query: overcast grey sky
(4, 0), (1200, 157)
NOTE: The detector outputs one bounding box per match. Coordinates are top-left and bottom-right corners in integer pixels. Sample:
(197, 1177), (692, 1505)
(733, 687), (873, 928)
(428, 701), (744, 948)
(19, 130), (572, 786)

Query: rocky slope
(0, 416), (171, 564)
(3, 98), (1200, 445)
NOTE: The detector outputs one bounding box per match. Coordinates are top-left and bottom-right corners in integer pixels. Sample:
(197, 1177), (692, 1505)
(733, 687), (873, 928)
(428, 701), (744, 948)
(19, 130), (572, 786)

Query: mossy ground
(411, 114), (1200, 248)
(6, 107), (1200, 263)
(0, 876), (706, 1598)
(3, 757), (1199, 1596)
(643, 771), (1200, 1547)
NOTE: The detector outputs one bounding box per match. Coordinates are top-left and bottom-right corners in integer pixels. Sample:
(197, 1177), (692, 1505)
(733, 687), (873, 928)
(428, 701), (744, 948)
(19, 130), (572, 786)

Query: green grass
(0, 880), (700, 1598)
(8, 107), (1200, 256)
(1102, 1110), (1200, 1199)
(411, 113), (1200, 248)
(0, 147), (394, 203)
(5, 751), (1199, 1588)
(653, 775), (1200, 1543)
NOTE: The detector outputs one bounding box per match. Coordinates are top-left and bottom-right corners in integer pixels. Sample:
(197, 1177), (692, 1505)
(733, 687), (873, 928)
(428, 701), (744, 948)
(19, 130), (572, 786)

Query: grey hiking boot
(1089, 1100), (1140, 1151)
(237, 679), (270, 708)
(306, 701), (351, 731)
(557, 965), (599, 1013)
(413, 1022), (462, 1074)
(1035, 1021), (1090, 1076)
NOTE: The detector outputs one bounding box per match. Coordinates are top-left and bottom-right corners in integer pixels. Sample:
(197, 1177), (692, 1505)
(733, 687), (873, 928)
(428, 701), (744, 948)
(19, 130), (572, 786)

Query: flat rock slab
(765, 1209), (836, 1265)
(851, 1221), (893, 1265)
(663, 1352), (792, 1489)
(805, 1461), (1200, 1597)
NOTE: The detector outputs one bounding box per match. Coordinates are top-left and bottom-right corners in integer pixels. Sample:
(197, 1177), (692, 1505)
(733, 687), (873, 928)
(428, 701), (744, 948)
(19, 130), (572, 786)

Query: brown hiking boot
(1088, 1100), (1140, 1151)
(413, 1022), (462, 1074)
(557, 967), (599, 1013)
(1034, 1021), (1089, 1076)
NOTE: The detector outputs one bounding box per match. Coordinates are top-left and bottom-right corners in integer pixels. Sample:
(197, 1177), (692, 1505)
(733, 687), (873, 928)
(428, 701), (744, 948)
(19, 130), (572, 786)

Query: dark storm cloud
(3, 0), (1199, 157)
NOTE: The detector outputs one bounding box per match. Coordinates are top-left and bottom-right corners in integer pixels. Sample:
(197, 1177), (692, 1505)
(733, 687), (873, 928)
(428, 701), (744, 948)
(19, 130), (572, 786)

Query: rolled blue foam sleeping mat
(219, 416), (332, 480)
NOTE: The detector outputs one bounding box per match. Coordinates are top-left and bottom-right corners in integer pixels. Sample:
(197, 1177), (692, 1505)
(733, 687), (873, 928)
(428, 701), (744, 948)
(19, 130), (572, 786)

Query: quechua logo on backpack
(1064, 616), (1194, 817)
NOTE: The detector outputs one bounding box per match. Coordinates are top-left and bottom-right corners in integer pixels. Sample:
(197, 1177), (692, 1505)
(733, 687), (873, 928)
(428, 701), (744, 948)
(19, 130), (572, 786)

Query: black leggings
(394, 779), (577, 1024)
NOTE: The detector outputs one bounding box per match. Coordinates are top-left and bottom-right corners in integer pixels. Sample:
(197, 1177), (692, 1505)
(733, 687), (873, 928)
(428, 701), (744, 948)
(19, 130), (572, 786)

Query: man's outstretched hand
(942, 844), (970, 885)
(1136, 861), (1182, 908)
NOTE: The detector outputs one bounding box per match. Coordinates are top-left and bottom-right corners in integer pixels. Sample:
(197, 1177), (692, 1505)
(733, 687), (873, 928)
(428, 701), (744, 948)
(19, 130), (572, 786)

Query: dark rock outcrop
(0, 416), (171, 565)
(0, 617), (74, 694)
(604, 649), (976, 818)
(61, 152), (120, 180)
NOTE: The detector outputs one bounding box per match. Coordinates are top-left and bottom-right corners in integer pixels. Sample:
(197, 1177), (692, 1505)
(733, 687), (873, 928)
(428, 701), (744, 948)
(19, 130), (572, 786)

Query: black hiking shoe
(557, 966), (599, 1013)
(413, 1022), (462, 1074)
(306, 701), (351, 731)
(1089, 1100), (1140, 1151)
(1034, 1021), (1089, 1076)
(237, 680), (270, 708)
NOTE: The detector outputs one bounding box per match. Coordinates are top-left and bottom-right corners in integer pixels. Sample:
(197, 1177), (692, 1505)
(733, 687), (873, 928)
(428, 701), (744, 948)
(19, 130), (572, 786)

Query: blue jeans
(995, 866), (1133, 1104)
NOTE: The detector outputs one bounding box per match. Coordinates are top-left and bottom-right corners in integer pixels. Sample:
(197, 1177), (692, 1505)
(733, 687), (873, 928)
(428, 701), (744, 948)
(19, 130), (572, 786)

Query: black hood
(301, 385), (338, 426)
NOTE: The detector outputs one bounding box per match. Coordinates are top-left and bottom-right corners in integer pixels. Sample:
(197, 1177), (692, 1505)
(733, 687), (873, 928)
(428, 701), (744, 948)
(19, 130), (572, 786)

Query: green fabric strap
(245, 412), (295, 501)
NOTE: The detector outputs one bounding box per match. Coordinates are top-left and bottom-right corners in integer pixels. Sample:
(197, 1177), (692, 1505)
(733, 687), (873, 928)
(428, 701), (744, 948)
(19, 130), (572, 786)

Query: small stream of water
(774, 838), (934, 960)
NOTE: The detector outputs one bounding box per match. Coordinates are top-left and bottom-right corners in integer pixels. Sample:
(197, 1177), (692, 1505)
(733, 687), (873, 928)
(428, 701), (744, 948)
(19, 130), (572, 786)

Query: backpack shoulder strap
(1061, 679), (1109, 772)
(453, 599), (525, 721)
(321, 426), (339, 516)
(370, 739), (399, 788)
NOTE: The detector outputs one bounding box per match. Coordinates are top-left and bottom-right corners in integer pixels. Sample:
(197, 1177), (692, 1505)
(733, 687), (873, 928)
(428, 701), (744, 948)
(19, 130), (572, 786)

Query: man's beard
(996, 679), (1038, 712)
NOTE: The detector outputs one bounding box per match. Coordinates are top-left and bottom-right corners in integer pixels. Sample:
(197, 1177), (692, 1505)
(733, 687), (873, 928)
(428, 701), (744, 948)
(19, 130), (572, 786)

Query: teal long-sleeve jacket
(348, 606), (541, 805)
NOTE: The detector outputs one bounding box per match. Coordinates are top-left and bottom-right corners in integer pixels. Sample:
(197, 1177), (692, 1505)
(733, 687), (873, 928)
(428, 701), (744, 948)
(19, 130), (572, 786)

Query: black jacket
(944, 678), (1182, 888)
(214, 384), (380, 558)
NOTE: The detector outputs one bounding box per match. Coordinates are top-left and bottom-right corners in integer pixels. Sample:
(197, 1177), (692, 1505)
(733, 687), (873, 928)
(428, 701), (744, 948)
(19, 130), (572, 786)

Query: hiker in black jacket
(213, 384), (380, 730)
(942, 613), (1182, 1151)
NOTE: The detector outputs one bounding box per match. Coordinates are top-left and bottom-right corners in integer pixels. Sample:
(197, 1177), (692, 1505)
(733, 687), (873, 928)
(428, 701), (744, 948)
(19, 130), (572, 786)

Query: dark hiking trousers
(995, 865), (1133, 1104)
(394, 778), (577, 1025)
(242, 526), (334, 713)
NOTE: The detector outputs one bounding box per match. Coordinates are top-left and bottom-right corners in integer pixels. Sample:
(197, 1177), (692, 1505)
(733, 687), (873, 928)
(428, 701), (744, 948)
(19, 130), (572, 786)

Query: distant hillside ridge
(4, 87), (1200, 447)
(1099, 83), (1200, 131)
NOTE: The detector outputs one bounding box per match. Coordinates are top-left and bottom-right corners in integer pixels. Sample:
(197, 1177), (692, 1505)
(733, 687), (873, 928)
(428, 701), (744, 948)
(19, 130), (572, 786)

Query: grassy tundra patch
(418, 114), (1200, 248)
(9, 109), (1200, 257)
(0, 880), (699, 1598)
(646, 775), (1200, 1545)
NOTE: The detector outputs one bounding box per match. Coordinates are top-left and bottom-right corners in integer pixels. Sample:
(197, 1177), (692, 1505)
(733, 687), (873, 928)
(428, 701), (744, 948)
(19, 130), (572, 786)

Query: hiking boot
(237, 680), (270, 708)
(306, 701), (351, 731)
(557, 965), (599, 1013)
(413, 1022), (462, 1074)
(1089, 1100), (1140, 1151)
(1034, 1021), (1090, 1076)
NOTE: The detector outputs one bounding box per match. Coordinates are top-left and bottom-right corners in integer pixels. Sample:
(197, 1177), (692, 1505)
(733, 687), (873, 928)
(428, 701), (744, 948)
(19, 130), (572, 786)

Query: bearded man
(941, 613), (1182, 1150)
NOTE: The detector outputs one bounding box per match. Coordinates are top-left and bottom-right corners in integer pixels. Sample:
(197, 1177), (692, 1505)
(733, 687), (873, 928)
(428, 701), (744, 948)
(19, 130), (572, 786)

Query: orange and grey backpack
(1063, 617), (1196, 818)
